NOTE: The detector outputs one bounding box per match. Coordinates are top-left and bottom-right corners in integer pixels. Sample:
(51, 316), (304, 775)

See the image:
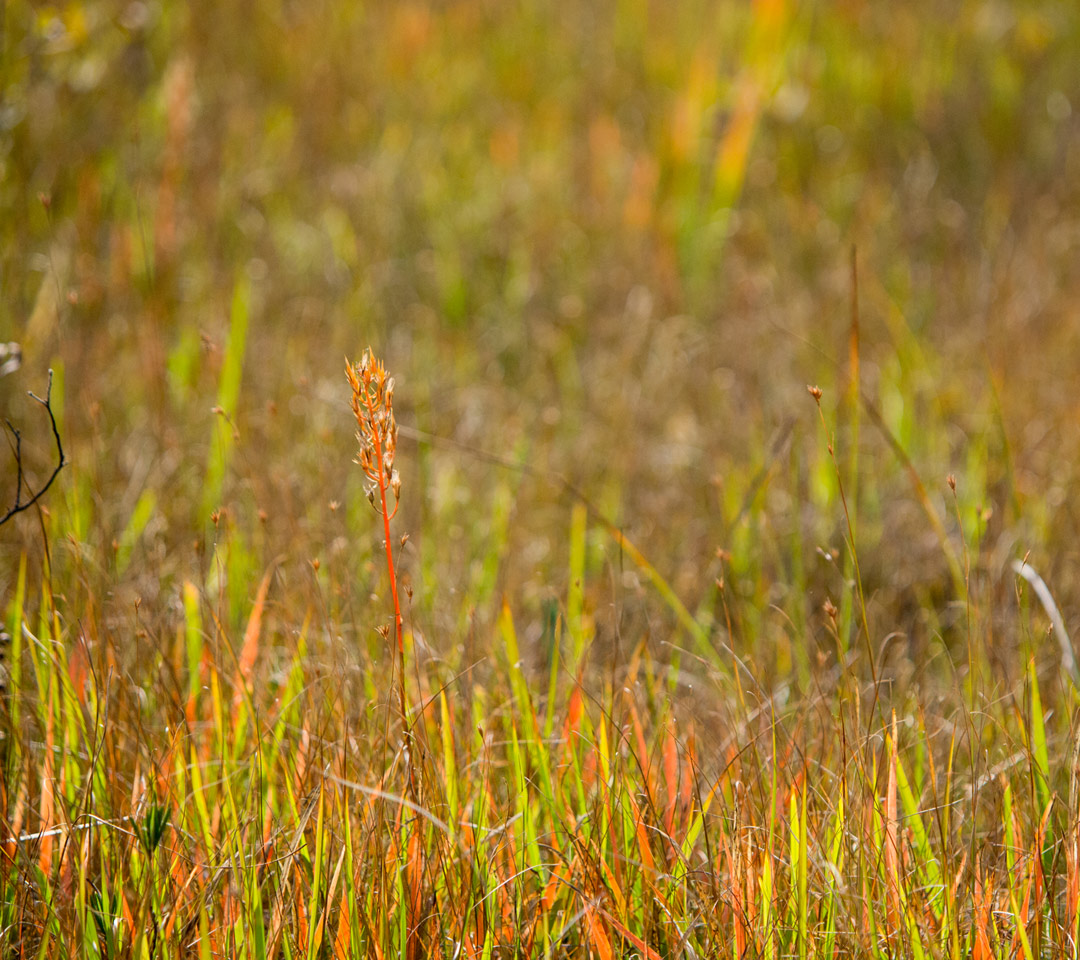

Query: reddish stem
(362, 382), (409, 735)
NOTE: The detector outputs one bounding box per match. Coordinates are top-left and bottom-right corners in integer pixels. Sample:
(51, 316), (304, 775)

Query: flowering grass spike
(347, 349), (408, 721)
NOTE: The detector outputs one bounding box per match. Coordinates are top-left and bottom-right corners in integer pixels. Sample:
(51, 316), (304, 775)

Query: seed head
(347, 349), (400, 517)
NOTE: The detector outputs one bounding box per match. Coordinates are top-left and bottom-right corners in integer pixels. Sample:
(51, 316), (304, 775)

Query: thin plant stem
(348, 349), (418, 804)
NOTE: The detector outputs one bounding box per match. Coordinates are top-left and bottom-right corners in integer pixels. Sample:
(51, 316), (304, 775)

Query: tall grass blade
(203, 274), (251, 519)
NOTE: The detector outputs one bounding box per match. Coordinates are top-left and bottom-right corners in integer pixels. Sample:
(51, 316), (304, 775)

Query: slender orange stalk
(347, 349), (408, 735)
(348, 349), (427, 958)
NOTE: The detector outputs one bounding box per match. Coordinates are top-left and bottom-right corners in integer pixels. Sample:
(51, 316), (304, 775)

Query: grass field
(4, 1), (1080, 956)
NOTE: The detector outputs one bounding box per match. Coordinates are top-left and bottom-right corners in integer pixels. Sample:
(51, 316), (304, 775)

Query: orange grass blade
(629, 793), (657, 875)
(232, 564), (274, 715)
(38, 692), (56, 873)
(333, 886), (352, 960)
(662, 722), (678, 839)
(885, 717), (901, 934)
(585, 904), (614, 960)
(973, 858), (993, 960)
(727, 832), (747, 958)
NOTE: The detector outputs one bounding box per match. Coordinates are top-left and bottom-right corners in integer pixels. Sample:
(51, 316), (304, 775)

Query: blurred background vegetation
(3, 0), (1080, 698)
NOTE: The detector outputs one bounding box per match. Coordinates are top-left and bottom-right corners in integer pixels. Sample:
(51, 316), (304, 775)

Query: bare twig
(1, 369), (66, 526)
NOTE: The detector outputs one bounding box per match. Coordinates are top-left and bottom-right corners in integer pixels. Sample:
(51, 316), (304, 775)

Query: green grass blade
(203, 274), (250, 518)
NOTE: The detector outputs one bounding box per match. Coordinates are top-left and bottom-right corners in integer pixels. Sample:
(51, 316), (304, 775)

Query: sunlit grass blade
(1028, 658), (1051, 818)
(115, 488), (156, 576)
(605, 525), (723, 673)
(184, 580), (204, 720)
(203, 274), (250, 519)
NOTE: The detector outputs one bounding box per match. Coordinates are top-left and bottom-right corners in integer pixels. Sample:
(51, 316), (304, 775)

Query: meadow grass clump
(5, 352), (1078, 959)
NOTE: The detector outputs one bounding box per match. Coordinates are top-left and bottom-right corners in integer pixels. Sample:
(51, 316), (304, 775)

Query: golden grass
(4, 1), (1080, 957)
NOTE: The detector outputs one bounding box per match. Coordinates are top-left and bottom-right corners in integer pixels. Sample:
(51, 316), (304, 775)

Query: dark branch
(1, 370), (66, 527)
